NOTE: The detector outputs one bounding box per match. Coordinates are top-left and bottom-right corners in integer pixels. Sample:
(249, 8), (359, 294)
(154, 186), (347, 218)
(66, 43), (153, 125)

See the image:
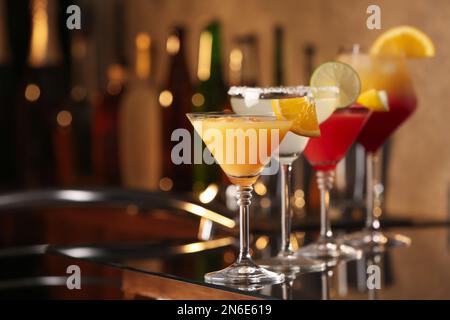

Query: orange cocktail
(187, 112), (291, 287)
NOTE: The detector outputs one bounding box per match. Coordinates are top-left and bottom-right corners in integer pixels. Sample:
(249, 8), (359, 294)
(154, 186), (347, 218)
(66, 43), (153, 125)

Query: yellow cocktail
(187, 112), (291, 287)
(337, 26), (435, 249)
(190, 115), (290, 186)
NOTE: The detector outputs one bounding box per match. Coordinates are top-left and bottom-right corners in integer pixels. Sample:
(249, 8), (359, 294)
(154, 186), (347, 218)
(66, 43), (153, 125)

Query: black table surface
(47, 225), (450, 299)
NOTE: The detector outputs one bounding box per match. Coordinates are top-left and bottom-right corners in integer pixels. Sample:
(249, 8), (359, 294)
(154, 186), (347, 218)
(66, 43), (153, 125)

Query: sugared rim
(186, 111), (278, 120)
(228, 86), (313, 99)
(228, 85), (339, 99)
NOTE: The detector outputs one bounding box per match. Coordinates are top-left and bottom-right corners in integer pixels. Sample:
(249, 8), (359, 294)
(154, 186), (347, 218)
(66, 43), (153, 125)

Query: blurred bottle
(91, 2), (127, 186)
(92, 64), (126, 185)
(229, 35), (259, 87)
(227, 34), (275, 214)
(302, 43), (320, 216)
(119, 33), (161, 190)
(192, 21), (227, 191)
(194, 21), (227, 111)
(159, 27), (193, 192)
(16, 0), (65, 187)
(0, 0), (17, 189)
(270, 27), (286, 215)
(63, 29), (94, 185)
(274, 26), (284, 86)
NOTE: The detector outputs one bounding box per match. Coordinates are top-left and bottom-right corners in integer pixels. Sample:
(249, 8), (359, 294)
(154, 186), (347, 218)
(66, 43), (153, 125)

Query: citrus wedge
(310, 61), (361, 109)
(370, 26), (435, 58)
(357, 89), (389, 112)
(272, 96), (320, 137)
(312, 87), (340, 123)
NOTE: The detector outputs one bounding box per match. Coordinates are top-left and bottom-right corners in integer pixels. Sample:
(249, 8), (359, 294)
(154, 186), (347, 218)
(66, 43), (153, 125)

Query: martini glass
(300, 106), (370, 262)
(229, 86), (336, 273)
(187, 112), (291, 286)
(338, 47), (414, 249)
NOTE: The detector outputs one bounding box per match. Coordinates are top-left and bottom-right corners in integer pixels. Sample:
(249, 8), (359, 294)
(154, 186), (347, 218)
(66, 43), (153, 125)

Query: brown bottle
(91, 2), (128, 186)
(0, 0), (17, 189)
(92, 64), (126, 186)
(159, 27), (193, 192)
(65, 30), (94, 185)
(16, 0), (65, 187)
(229, 35), (259, 87)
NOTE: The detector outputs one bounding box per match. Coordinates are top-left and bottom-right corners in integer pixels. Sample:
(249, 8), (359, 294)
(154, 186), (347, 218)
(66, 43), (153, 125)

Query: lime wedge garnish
(310, 61), (361, 109)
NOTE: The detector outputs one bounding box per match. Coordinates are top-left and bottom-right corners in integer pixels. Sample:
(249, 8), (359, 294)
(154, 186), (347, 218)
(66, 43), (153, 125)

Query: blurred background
(1, 0), (448, 216)
(0, 0), (449, 299)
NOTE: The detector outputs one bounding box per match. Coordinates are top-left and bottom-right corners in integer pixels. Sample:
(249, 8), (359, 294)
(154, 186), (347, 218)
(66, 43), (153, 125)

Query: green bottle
(192, 21), (227, 191)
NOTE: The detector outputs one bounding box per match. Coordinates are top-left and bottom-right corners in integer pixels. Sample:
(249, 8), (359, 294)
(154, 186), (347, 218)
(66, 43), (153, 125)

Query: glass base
(298, 238), (362, 263)
(256, 251), (326, 274)
(342, 230), (411, 250)
(204, 259), (285, 288)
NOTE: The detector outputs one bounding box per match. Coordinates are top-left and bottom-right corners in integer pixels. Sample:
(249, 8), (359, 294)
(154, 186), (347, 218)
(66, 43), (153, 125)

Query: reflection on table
(47, 226), (450, 300)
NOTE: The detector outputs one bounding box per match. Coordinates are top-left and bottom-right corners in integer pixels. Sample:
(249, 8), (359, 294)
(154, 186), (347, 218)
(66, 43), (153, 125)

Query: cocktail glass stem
(256, 161), (325, 273)
(365, 152), (380, 231)
(236, 185), (253, 263)
(205, 183), (285, 287)
(340, 150), (411, 248)
(280, 163), (294, 256)
(298, 170), (361, 261)
(317, 170), (334, 241)
(321, 269), (332, 300)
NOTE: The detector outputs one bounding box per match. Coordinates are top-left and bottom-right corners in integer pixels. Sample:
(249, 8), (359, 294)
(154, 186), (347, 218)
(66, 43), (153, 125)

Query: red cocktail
(300, 106), (370, 260)
(357, 94), (417, 152)
(338, 52), (418, 153)
(337, 51), (417, 248)
(304, 107), (371, 170)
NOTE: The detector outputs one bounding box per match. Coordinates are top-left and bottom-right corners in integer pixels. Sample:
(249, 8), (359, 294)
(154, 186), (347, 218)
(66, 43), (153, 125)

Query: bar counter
(45, 225), (450, 300)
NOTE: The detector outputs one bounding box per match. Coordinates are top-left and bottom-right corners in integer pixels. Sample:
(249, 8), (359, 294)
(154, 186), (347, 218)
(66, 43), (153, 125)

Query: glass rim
(338, 43), (368, 55)
(228, 85), (313, 99)
(228, 85), (339, 100)
(186, 111), (284, 120)
(337, 44), (408, 60)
